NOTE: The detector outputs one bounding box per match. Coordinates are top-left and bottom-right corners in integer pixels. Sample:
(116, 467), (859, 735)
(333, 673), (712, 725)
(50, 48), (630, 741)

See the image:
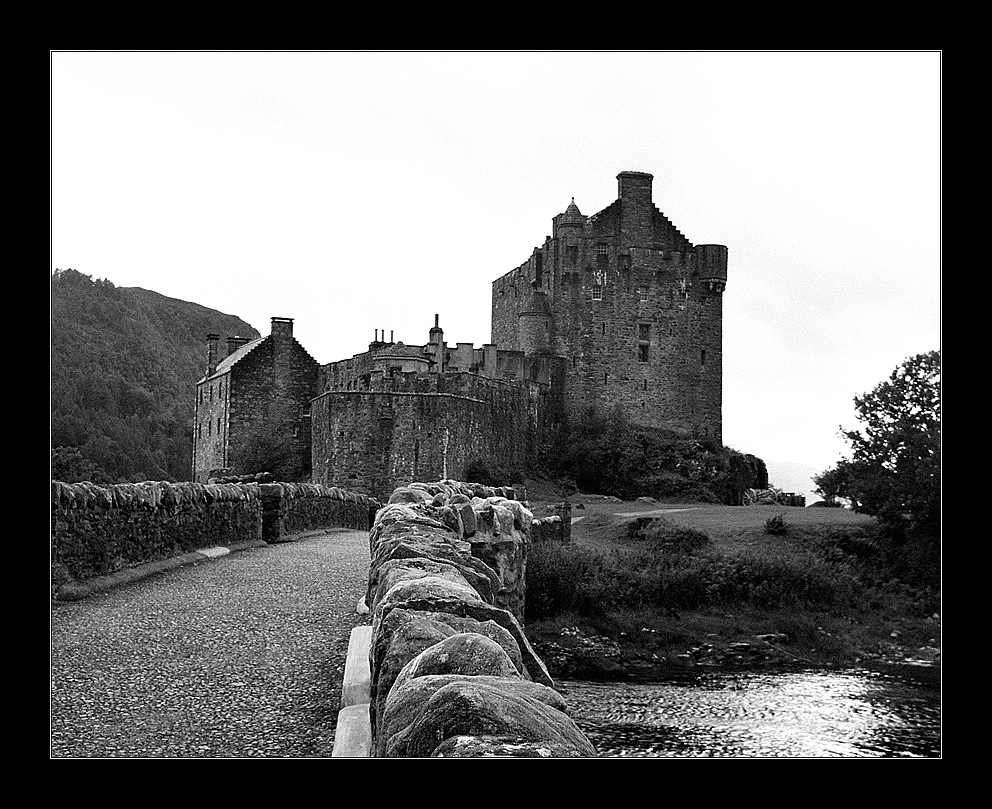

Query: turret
(698, 244), (728, 293)
(428, 314), (445, 371)
(518, 286), (552, 355)
(553, 197), (585, 238)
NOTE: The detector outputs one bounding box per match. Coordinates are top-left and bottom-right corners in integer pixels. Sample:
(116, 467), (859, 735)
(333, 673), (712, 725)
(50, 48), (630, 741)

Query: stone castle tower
(194, 170), (728, 494)
(491, 171), (727, 442)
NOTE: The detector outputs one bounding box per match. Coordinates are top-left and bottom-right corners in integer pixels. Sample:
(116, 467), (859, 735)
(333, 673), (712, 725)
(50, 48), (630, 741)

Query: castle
(193, 171), (728, 501)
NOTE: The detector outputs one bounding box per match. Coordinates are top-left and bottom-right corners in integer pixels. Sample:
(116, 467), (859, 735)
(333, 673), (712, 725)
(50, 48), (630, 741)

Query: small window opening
(592, 284), (602, 301)
(701, 349), (707, 366)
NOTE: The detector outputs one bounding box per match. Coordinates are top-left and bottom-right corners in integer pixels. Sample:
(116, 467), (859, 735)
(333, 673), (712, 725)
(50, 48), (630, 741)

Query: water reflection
(557, 669), (941, 758)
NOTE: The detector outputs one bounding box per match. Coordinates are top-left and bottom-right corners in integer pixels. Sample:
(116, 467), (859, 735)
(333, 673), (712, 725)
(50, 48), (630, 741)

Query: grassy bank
(523, 485), (941, 681)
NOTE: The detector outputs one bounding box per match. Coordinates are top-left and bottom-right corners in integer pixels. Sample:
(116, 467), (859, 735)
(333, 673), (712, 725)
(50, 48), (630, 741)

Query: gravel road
(50, 528), (371, 758)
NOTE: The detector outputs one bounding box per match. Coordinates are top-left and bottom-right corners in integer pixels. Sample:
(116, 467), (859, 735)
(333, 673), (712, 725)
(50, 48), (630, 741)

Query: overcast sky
(50, 50), (941, 482)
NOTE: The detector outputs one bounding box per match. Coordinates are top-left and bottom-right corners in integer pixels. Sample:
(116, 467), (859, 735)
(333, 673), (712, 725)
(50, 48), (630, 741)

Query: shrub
(525, 541), (600, 620)
(525, 534), (854, 620)
(764, 513), (788, 535)
(462, 461), (525, 487)
(629, 516), (710, 553)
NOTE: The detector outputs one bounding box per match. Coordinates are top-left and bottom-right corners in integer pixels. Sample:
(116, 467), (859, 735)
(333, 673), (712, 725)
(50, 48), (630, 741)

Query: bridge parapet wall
(51, 480), (380, 599)
(365, 479), (596, 758)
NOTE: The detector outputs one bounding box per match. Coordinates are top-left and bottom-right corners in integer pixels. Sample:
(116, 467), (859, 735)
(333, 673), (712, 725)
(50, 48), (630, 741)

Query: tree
(815, 351), (940, 539)
(51, 446), (113, 484)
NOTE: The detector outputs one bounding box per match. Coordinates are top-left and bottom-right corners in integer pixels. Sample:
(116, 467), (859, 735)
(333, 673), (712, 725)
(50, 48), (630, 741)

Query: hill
(51, 269), (259, 483)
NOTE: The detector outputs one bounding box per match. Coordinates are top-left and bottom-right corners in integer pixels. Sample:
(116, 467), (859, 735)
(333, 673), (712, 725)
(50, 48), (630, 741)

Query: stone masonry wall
(51, 480), (378, 599)
(365, 480), (596, 757)
(311, 372), (551, 502)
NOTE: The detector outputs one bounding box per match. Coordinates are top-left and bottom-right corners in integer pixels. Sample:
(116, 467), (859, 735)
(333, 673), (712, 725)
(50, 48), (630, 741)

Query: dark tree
(815, 350), (940, 541)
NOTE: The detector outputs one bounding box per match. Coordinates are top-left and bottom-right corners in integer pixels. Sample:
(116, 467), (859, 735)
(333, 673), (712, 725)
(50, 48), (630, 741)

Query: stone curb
(332, 625), (373, 758)
(53, 539), (269, 602)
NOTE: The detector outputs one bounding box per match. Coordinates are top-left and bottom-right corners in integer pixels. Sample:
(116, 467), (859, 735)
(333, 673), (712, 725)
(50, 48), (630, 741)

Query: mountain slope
(51, 269), (259, 482)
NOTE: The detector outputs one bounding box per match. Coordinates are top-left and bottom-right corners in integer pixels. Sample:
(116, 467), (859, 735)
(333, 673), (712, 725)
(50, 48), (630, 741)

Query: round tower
(553, 197), (585, 238)
(518, 286), (552, 354)
(698, 244), (729, 293)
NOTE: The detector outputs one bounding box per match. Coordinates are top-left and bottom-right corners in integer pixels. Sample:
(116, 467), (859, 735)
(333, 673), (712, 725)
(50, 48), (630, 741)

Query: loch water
(558, 667), (941, 758)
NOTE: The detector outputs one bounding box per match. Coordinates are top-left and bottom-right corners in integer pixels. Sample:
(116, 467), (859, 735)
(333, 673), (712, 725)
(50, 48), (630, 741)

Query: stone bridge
(51, 477), (591, 757)
(335, 479), (594, 757)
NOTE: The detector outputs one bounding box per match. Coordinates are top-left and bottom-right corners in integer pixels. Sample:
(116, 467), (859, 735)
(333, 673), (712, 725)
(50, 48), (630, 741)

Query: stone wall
(51, 480), (379, 599)
(311, 371), (557, 502)
(258, 482), (381, 542)
(365, 479), (596, 757)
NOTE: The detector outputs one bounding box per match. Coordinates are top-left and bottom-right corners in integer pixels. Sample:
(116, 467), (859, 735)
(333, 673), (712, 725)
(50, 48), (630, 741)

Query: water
(557, 668), (941, 758)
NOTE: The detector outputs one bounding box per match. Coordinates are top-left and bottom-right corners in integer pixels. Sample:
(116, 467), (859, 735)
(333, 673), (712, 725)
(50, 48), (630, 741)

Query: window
(597, 243), (608, 256)
(638, 324), (650, 362)
(601, 322), (606, 335)
(566, 245), (578, 265)
(638, 344), (650, 362)
(638, 286), (648, 302)
(701, 349), (707, 367)
(592, 284), (602, 301)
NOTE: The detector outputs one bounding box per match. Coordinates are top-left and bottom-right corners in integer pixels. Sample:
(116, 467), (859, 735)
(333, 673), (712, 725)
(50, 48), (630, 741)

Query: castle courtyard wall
(311, 372), (551, 502)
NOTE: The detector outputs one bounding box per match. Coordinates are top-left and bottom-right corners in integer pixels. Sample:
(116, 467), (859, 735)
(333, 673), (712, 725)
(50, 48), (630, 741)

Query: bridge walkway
(50, 528), (370, 758)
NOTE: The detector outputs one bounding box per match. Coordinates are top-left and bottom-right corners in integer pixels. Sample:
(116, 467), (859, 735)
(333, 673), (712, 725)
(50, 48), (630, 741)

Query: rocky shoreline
(531, 625), (941, 685)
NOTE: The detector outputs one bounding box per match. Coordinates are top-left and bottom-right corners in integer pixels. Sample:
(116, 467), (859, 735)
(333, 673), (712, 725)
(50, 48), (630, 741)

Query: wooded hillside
(51, 269), (259, 483)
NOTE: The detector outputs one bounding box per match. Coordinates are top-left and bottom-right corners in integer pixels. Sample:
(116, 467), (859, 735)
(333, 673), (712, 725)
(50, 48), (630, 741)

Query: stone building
(492, 171), (727, 442)
(309, 315), (564, 499)
(192, 317), (319, 482)
(192, 170), (727, 499)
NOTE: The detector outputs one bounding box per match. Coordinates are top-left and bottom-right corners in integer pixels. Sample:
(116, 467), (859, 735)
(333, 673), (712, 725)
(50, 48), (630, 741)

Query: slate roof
(201, 336), (266, 382)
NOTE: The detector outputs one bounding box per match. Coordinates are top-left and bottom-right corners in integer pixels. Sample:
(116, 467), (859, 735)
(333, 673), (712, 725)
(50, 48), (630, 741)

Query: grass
(523, 485), (941, 679)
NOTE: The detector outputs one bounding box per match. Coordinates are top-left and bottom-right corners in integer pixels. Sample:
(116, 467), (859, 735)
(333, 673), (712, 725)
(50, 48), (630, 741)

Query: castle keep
(193, 171), (728, 501)
(492, 171), (726, 438)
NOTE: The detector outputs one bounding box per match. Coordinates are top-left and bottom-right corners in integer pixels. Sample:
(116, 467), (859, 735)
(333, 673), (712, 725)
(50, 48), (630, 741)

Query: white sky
(50, 50), (941, 478)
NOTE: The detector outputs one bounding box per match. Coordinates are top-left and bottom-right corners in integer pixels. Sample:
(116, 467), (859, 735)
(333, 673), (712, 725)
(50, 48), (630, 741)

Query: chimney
(226, 335), (251, 356)
(270, 317), (294, 341)
(206, 333), (220, 376)
(617, 171), (655, 248)
(617, 171), (654, 204)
